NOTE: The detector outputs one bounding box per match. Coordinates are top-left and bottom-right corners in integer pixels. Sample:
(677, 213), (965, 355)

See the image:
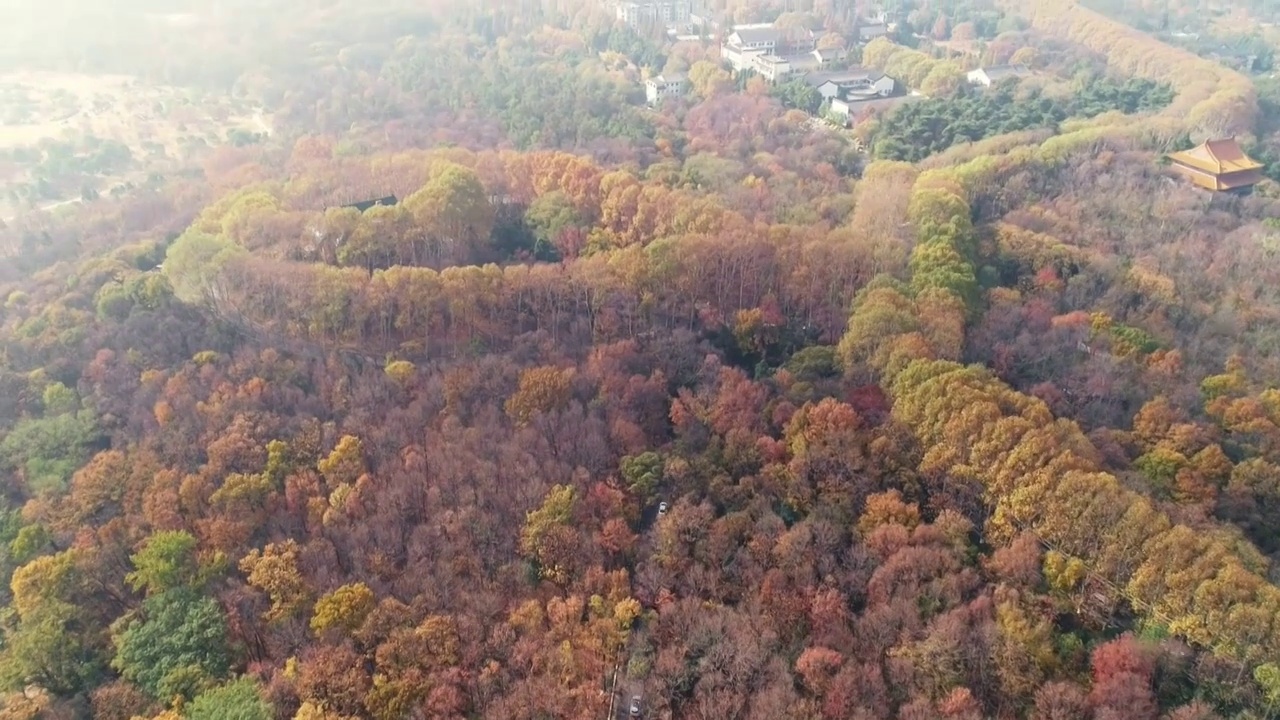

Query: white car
(657, 502), (668, 515)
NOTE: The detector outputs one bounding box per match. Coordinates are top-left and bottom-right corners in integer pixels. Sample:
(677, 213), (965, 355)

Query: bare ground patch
(0, 71), (273, 220)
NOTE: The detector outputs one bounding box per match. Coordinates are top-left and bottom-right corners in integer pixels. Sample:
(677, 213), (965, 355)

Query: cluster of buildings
(807, 68), (897, 120)
(716, 20), (891, 83)
(710, 19), (907, 119)
(619, 3), (1271, 196)
(640, 17), (903, 112)
(646, 61), (904, 120)
(615, 0), (691, 27)
(630, 5), (1054, 130)
(1168, 32), (1262, 73)
(719, 24), (820, 80)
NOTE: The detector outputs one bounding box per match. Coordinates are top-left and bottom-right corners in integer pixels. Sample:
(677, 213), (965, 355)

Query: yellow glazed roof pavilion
(1168, 138), (1263, 175)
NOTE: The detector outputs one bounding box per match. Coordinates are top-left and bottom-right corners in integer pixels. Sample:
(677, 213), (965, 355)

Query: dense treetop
(2, 0), (1280, 718)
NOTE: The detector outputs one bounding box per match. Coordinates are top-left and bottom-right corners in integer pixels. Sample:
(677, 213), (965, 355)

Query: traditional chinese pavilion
(1167, 138), (1264, 193)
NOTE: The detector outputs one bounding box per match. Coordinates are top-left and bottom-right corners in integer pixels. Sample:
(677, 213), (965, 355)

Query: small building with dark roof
(805, 68), (896, 100)
(726, 25), (783, 48)
(857, 21), (889, 42)
(811, 47), (846, 66)
(966, 64), (1032, 87)
(340, 195), (398, 212)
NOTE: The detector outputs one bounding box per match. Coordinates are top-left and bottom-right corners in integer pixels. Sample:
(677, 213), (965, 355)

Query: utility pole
(605, 663), (620, 720)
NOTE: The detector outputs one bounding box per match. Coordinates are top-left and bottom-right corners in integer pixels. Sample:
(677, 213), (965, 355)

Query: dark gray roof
(804, 67), (886, 87)
(832, 94), (920, 115)
(980, 64), (1031, 81)
(730, 26), (781, 44)
(341, 195), (398, 212)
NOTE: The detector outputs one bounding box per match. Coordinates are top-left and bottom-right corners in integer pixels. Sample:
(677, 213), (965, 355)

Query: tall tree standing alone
(403, 163), (495, 267)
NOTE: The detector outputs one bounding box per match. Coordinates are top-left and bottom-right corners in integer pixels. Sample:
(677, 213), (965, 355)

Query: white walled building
(966, 64), (1032, 86)
(645, 73), (689, 103)
(719, 23), (819, 79)
(810, 69), (896, 100)
(616, 0), (692, 28)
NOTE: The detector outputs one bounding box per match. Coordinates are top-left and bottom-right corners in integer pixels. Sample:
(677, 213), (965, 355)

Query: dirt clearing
(0, 71), (273, 220)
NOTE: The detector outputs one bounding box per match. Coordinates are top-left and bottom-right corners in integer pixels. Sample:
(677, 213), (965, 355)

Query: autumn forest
(1, 0), (1280, 718)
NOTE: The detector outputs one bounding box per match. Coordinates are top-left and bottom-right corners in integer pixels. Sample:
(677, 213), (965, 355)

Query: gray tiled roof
(980, 64), (1031, 81)
(731, 26), (782, 44)
(804, 67), (885, 86)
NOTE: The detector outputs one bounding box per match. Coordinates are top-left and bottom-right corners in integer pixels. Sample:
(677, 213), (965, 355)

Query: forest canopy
(1, 0), (1280, 718)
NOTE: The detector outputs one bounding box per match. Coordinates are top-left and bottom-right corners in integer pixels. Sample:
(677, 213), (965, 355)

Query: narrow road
(1, 197), (82, 223)
(613, 676), (644, 720)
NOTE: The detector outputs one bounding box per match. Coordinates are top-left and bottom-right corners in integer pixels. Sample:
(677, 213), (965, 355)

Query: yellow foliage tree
(992, 594), (1059, 702)
(919, 61), (966, 97)
(1000, 0), (1256, 135)
(856, 490), (921, 536)
(310, 583), (376, 636)
(687, 60), (734, 99)
(294, 701), (356, 720)
(239, 540), (310, 620)
(403, 162), (494, 256)
(505, 366), (573, 425)
(415, 615), (461, 669)
(519, 484), (578, 583)
(317, 435), (365, 489)
(0, 687), (49, 719)
(888, 358), (1280, 668)
(383, 360), (415, 386)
